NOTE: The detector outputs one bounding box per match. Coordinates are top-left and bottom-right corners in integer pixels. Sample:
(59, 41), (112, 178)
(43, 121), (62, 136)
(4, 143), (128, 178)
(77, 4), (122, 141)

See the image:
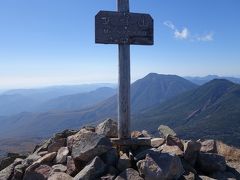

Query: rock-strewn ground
(0, 118), (240, 180)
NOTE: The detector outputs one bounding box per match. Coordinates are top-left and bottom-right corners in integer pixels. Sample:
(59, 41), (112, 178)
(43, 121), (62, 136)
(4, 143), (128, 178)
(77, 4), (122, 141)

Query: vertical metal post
(117, 0), (131, 139)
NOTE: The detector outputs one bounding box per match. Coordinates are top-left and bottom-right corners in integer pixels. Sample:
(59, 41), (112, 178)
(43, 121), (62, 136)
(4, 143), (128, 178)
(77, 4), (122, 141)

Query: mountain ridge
(133, 79), (240, 147)
(33, 87), (116, 112)
(0, 85), (116, 116)
(0, 73), (197, 139)
(185, 75), (240, 85)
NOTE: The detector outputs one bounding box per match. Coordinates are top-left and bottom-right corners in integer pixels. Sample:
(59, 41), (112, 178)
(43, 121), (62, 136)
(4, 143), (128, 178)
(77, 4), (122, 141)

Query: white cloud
(196, 33), (214, 42)
(163, 20), (214, 42)
(174, 28), (189, 39)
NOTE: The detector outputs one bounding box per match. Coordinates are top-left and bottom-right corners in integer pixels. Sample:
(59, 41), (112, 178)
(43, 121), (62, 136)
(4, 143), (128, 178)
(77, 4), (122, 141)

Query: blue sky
(0, 0), (240, 89)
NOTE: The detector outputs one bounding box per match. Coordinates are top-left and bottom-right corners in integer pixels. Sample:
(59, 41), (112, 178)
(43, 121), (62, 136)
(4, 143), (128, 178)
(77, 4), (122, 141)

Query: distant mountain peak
(141, 74), (188, 84)
(206, 75), (219, 78)
(145, 73), (178, 78)
(185, 75), (240, 85)
(134, 76), (240, 147)
(202, 78), (235, 88)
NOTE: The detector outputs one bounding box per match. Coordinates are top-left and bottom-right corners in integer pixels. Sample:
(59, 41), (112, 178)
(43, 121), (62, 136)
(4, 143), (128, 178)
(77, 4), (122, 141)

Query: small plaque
(95, 11), (154, 45)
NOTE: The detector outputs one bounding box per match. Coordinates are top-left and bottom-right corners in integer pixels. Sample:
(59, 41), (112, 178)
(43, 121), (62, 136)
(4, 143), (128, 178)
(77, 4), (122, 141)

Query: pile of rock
(0, 118), (239, 180)
(0, 153), (26, 172)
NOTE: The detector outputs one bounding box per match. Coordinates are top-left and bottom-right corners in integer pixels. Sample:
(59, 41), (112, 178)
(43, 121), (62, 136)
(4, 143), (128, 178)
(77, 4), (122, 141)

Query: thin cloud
(163, 21), (175, 30)
(196, 33), (214, 42)
(163, 21), (214, 42)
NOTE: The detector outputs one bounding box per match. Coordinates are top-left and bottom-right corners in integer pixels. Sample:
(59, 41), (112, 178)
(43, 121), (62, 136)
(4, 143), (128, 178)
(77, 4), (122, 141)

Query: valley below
(0, 73), (240, 154)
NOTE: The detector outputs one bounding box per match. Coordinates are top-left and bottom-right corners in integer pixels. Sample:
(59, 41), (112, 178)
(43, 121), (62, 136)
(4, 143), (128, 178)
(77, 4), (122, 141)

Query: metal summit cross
(95, 0), (154, 141)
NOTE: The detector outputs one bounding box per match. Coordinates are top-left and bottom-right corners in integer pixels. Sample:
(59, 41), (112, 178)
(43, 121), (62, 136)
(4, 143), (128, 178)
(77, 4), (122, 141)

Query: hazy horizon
(0, 73), (240, 90)
(2, 69), (239, 89)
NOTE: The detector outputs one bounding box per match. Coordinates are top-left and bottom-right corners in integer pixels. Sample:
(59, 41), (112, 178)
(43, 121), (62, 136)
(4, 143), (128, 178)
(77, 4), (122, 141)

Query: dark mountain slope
(0, 95), (118, 138)
(133, 79), (240, 147)
(95, 73), (198, 115)
(131, 73), (197, 112)
(0, 74), (197, 139)
(0, 94), (39, 116)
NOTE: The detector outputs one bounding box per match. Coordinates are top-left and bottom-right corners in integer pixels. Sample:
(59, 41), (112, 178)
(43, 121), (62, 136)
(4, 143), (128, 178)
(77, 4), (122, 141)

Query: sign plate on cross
(95, 11), (154, 45)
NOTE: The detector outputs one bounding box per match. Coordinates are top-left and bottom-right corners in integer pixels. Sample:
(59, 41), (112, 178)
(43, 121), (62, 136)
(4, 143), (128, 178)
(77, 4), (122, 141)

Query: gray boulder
(184, 140), (201, 166)
(66, 156), (77, 176)
(12, 163), (27, 180)
(52, 164), (67, 173)
(56, 147), (69, 164)
(131, 131), (144, 138)
(197, 153), (226, 173)
(100, 166), (118, 180)
(82, 126), (95, 132)
(166, 135), (184, 151)
(23, 164), (52, 180)
(101, 174), (116, 180)
(115, 168), (144, 180)
(33, 139), (52, 154)
(117, 153), (131, 172)
(0, 157), (16, 171)
(181, 159), (197, 175)
(197, 175), (216, 180)
(38, 151), (49, 157)
(48, 172), (73, 180)
(137, 152), (184, 180)
(159, 144), (184, 156)
(24, 152), (56, 176)
(200, 140), (217, 153)
(211, 171), (236, 179)
(158, 125), (177, 138)
(54, 129), (78, 140)
(0, 153), (25, 171)
(67, 129), (93, 150)
(141, 130), (152, 138)
(0, 158), (23, 180)
(48, 138), (66, 153)
(134, 148), (160, 162)
(182, 172), (195, 180)
(73, 156), (106, 180)
(151, 138), (165, 148)
(100, 148), (118, 167)
(71, 131), (112, 162)
(34, 152), (57, 165)
(96, 118), (118, 138)
(22, 154), (41, 167)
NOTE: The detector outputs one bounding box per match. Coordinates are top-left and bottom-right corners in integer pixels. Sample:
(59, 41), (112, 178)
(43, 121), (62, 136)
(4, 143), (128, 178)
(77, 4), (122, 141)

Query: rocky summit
(0, 119), (240, 180)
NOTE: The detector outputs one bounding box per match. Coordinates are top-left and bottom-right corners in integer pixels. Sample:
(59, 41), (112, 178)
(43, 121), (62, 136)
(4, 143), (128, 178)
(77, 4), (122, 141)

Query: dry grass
(216, 141), (240, 161)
